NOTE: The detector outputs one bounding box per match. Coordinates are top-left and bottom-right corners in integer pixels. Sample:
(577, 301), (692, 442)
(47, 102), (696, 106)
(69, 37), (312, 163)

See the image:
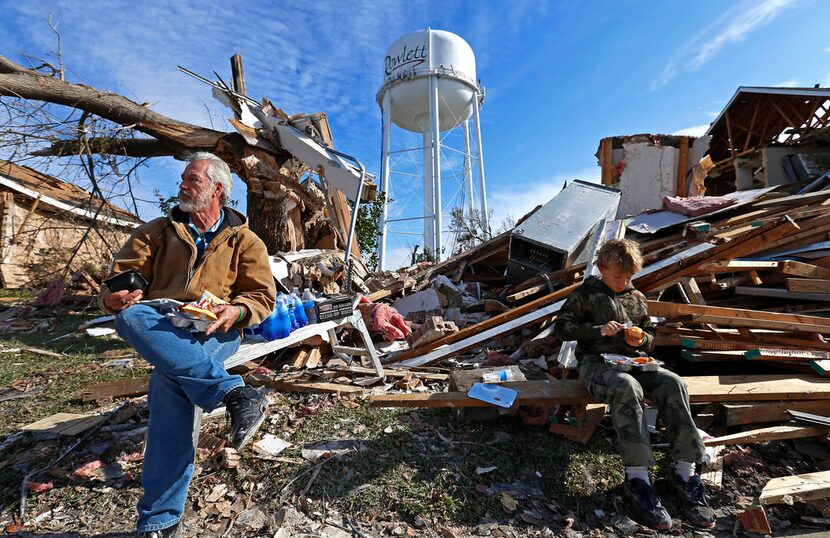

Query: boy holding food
(554, 239), (715, 530)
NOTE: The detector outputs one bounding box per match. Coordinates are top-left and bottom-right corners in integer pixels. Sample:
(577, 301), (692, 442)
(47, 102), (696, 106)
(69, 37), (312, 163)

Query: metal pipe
(378, 92), (392, 271)
(463, 120), (474, 217)
(472, 90), (489, 237)
(430, 75), (443, 260)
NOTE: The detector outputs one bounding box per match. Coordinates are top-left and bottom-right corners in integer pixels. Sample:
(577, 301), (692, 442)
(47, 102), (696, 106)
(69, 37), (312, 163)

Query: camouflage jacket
(553, 275), (655, 362)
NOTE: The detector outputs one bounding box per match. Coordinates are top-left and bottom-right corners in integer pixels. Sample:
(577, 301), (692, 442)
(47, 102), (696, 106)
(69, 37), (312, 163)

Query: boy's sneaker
(224, 386), (268, 450)
(668, 473), (716, 529)
(623, 478), (672, 531)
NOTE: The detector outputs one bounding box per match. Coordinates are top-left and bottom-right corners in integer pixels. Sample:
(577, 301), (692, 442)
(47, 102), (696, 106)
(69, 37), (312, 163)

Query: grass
(247, 401), (639, 527)
(0, 291), (670, 533)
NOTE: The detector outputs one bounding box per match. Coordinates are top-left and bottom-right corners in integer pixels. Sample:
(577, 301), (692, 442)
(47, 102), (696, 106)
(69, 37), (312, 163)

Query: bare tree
(0, 51), (338, 256)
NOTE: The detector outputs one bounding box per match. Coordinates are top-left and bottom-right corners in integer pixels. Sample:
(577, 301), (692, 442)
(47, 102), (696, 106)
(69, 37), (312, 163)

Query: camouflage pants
(579, 357), (705, 467)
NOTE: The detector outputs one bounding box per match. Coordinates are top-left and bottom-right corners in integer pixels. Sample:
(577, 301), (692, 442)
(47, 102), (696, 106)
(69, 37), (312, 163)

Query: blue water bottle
(291, 288), (308, 327)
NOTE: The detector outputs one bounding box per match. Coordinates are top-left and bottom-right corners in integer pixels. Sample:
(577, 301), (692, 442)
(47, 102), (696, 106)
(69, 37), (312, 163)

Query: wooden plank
(679, 276), (706, 304)
(601, 137), (613, 186)
(549, 403), (606, 445)
(325, 366), (448, 382)
(746, 348), (830, 362)
(636, 216), (800, 292)
(397, 298), (568, 367)
(305, 346), (322, 369)
(647, 301), (830, 332)
(811, 360), (830, 377)
(735, 286), (830, 302)
(289, 346), (312, 369)
(760, 470), (830, 505)
(700, 444), (724, 490)
(247, 373), (363, 395)
(389, 283), (578, 364)
(22, 412), (106, 436)
(720, 401), (830, 427)
(676, 136), (689, 197)
(788, 278), (830, 294)
(699, 260), (783, 274)
(370, 375), (830, 408)
(780, 261), (830, 280)
(81, 377), (150, 402)
(703, 424), (829, 446)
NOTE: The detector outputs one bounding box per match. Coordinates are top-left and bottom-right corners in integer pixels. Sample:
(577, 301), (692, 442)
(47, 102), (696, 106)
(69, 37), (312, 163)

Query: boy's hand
(600, 320), (627, 337)
(625, 326), (646, 347)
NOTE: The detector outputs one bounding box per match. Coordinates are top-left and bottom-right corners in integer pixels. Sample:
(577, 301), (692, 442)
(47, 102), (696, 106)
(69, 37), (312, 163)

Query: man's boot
(224, 386), (268, 450)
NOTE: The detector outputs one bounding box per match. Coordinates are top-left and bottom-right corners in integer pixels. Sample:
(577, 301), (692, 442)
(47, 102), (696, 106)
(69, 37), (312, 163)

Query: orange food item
(626, 326), (645, 339)
(632, 357), (653, 364)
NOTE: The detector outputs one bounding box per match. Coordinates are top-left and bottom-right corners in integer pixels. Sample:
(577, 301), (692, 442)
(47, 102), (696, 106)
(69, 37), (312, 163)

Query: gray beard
(178, 189), (211, 213)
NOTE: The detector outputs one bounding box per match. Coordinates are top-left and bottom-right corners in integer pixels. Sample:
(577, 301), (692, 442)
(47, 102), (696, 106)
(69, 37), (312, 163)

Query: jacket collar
(170, 205), (247, 230)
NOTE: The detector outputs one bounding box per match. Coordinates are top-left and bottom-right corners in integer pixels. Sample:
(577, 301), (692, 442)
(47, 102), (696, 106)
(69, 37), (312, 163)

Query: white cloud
(652, 0), (797, 89)
(672, 124), (710, 137)
(774, 79), (800, 87)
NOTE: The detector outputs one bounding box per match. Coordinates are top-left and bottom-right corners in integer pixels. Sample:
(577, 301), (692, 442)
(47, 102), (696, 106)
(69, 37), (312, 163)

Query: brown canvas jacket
(102, 206), (276, 327)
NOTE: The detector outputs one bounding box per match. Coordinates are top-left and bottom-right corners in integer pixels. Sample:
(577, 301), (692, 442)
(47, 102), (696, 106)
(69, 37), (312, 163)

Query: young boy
(554, 239), (715, 530)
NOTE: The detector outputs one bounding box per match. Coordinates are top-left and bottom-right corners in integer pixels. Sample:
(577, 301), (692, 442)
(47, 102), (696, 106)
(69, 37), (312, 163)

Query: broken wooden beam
(760, 470), (830, 505)
(703, 424), (829, 446)
(388, 283), (578, 365)
(81, 377), (150, 402)
(370, 375), (830, 408)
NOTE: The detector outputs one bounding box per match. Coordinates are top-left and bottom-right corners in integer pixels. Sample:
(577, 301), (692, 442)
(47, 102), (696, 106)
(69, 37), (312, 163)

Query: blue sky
(2, 0), (829, 267)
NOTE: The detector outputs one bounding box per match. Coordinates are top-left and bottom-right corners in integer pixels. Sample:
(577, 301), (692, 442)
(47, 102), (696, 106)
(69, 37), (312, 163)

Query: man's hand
(205, 304), (240, 336)
(600, 320), (626, 337)
(102, 288), (143, 312)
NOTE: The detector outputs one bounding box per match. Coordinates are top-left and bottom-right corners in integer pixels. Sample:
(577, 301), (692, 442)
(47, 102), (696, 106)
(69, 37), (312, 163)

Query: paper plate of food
(601, 353), (664, 372)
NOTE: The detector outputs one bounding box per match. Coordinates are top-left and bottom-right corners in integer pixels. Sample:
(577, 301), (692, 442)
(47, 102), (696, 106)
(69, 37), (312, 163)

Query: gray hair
(188, 152), (232, 205)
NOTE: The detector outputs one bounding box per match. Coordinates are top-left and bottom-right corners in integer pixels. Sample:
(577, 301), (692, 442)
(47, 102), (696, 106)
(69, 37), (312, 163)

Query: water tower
(376, 28), (488, 269)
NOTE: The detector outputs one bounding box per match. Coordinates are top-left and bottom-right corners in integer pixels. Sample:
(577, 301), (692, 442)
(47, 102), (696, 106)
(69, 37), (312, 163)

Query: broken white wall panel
(616, 140), (678, 218)
(392, 289), (442, 317)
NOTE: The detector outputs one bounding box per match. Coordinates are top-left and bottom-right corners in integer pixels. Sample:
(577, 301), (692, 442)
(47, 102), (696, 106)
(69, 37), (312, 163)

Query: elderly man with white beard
(98, 153), (276, 538)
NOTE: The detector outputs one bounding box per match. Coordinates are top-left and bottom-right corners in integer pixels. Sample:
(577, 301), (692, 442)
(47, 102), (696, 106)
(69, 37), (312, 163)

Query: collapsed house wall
(0, 192), (132, 288)
(599, 134), (711, 218)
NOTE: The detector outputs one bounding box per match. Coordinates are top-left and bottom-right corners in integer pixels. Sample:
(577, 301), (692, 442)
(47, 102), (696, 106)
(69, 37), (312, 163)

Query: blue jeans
(115, 305), (242, 533)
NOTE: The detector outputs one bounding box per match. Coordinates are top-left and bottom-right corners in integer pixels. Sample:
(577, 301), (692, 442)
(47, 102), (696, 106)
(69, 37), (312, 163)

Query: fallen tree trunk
(0, 54), (333, 254)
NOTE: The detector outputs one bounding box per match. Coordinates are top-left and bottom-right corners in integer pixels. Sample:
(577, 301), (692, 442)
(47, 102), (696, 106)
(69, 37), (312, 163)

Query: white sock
(675, 460), (695, 482)
(625, 466), (651, 484)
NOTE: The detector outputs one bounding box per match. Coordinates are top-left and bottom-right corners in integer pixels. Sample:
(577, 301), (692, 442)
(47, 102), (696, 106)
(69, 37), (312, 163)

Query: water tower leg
(463, 120), (474, 218)
(430, 76), (443, 261)
(378, 95), (392, 271)
(422, 131), (435, 257)
(472, 93), (489, 237)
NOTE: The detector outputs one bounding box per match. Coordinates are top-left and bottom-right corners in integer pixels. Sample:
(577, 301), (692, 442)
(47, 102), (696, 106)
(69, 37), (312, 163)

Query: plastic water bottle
(260, 297), (292, 340)
(302, 288), (317, 324)
(482, 369), (519, 383)
(282, 293), (299, 331)
(291, 288), (308, 327)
